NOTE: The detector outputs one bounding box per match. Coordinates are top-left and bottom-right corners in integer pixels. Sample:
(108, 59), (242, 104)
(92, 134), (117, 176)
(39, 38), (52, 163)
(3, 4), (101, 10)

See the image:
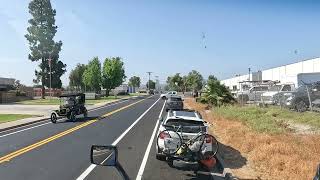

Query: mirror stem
(116, 162), (130, 180)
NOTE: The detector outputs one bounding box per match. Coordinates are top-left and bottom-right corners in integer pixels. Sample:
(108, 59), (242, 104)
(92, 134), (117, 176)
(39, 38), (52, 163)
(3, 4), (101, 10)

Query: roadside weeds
(185, 98), (320, 180)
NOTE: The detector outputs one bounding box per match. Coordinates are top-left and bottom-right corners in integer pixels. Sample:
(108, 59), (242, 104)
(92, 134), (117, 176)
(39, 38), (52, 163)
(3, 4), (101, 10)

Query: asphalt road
(0, 95), (226, 180)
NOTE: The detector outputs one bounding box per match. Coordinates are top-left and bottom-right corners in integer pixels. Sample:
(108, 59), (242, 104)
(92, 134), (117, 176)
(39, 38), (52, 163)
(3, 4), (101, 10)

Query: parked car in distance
(237, 85), (269, 103)
(165, 95), (183, 111)
(160, 91), (177, 100)
(261, 84), (295, 105)
(285, 82), (320, 112)
(148, 89), (155, 95)
(156, 109), (208, 160)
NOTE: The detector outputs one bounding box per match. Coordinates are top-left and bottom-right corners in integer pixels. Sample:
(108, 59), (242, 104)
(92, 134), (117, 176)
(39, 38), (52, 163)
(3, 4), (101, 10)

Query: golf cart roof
(59, 93), (84, 97)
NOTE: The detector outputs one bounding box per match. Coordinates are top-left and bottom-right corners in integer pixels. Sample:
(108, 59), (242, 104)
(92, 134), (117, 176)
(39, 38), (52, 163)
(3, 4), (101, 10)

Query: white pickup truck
(261, 84), (295, 105)
(160, 91), (177, 100)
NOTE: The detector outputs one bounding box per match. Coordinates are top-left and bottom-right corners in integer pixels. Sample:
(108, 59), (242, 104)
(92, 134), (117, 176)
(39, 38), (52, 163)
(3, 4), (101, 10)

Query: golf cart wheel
(295, 101), (307, 112)
(83, 109), (88, 118)
(70, 111), (76, 122)
(51, 113), (57, 124)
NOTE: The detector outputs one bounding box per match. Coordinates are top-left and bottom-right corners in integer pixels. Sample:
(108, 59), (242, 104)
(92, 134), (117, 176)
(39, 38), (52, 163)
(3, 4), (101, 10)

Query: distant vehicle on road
(285, 82), (320, 112)
(160, 91), (177, 100)
(148, 89), (155, 95)
(261, 84), (295, 105)
(156, 109), (208, 160)
(50, 93), (88, 123)
(165, 95), (183, 111)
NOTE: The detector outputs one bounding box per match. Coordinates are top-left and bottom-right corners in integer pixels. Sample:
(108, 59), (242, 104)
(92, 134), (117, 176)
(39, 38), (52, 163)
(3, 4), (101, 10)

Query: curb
(0, 96), (146, 133)
(0, 117), (50, 133)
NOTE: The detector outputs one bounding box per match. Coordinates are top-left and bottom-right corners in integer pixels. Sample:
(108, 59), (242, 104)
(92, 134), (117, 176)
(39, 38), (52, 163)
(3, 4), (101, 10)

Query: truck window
(282, 85), (291, 91)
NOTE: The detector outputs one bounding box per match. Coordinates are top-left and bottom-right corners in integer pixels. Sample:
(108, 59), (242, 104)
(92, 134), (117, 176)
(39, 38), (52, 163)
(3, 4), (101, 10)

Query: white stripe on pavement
(135, 100), (166, 180)
(0, 99), (129, 138)
(76, 97), (161, 180)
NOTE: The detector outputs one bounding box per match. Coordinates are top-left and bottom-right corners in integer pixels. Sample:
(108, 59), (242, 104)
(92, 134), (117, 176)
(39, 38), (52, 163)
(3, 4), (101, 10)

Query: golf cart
(50, 93), (88, 123)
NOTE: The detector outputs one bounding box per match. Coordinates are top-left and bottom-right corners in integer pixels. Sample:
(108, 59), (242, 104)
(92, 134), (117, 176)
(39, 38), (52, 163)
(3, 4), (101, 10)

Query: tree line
(166, 70), (235, 106)
(166, 70), (204, 93)
(69, 57), (126, 96)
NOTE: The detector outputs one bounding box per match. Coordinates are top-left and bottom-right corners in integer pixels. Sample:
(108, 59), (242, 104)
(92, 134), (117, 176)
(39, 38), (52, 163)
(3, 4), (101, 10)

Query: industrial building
(221, 57), (320, 92)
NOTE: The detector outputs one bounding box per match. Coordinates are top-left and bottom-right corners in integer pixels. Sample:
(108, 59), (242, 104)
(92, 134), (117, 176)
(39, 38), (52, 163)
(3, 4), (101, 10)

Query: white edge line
(76, 97), (160, 180)
(135, 100), (166, 180)
(0, 122), (52, 138)
(0, 99), (130, 138)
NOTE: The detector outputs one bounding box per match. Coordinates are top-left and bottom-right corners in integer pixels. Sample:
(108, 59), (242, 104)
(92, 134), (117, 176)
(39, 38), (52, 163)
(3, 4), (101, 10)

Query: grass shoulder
(16, 95), (132, 105)
(214, 105), (320, 134)
(0, 114), (34, 123)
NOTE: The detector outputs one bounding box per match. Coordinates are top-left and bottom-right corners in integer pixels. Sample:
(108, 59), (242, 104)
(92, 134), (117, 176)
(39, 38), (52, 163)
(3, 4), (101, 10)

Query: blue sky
(1, 0), (320, 86)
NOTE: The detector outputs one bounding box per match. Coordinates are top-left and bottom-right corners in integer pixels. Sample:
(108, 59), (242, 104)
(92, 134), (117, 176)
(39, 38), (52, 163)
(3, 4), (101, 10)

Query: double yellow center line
(0, 98), (146, 164)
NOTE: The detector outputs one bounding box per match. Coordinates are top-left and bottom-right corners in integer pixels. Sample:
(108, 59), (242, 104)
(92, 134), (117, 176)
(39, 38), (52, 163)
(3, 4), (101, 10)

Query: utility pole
(146, 72), (152, 91)
(48, 56), (52, 99)
(248, 67), (251, 81)
(155, 75), (159, 91)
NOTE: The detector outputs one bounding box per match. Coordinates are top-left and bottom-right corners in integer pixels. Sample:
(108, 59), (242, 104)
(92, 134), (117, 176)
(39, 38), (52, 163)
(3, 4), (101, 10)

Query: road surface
(0, 95), (224, 180)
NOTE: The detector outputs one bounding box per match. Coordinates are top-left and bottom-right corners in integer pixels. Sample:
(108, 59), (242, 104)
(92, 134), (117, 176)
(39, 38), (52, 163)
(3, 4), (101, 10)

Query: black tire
(162, 96), (167, 100)
(167, 158), (174, 167)
(156, 153), (166, 161)
(156, 129), (182, 156)
(70, 111), (76, 122)
(295, 101), (307, 112)
(51, 113), (57, 124)
(83, 109), (88, 118)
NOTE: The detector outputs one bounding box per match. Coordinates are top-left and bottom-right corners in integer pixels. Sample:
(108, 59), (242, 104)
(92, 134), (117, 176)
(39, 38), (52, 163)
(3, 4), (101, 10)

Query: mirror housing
(91, 145), (118, 166)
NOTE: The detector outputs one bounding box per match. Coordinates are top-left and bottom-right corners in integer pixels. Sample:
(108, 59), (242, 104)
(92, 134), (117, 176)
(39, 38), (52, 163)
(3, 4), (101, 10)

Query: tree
(25, 0), (66, 99)
(187, 70), (203, 92)
(102, 57), (126, 96)
(201, 75), (235, 106)
(208, 75), (218, 81)
(166, 73), (183, 91)
(128, 76), (141, 87)
(82, 57), (101, 93)
(146, 80), (156, 89)
(182, 75), (190, 93)
(69, 63), (86, 91)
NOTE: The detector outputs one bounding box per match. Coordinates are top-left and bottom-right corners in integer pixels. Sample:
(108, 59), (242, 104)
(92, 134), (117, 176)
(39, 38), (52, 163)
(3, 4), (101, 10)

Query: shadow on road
(219, 143), (247, 169)
(185, 173), (215, 180)
(56, 116), (100, 124)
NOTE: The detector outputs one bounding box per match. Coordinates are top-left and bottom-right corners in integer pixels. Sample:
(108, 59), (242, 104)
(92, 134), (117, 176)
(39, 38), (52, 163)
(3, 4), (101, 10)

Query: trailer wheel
(51, 113), (57, 123)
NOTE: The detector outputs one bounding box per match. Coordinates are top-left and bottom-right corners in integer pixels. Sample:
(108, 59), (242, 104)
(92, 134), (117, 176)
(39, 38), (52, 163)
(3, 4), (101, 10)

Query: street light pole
(155, 75), (159, 91)
(48, 56), (52, 99)
(147, 72), (152, 91)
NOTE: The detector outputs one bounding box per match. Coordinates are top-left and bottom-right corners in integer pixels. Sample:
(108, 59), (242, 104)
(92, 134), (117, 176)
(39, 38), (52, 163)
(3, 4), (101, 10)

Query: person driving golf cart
(50, 93), (87, 123)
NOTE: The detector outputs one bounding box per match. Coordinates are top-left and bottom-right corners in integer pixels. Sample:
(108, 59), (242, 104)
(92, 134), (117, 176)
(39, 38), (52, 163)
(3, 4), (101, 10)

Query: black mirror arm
(116, 162), (130, 180)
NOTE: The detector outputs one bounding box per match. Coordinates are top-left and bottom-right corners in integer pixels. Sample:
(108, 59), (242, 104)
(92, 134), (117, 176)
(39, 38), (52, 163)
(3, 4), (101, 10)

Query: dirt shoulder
(184, 98), (320, 180)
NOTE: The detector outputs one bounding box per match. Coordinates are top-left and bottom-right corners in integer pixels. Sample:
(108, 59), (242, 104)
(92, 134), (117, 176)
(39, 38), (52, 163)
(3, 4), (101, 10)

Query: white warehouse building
(221, 57), (320, 91)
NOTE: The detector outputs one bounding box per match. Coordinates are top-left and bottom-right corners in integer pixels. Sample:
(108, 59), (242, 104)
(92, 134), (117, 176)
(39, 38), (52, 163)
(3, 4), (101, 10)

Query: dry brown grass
(184, 98), (320, 180)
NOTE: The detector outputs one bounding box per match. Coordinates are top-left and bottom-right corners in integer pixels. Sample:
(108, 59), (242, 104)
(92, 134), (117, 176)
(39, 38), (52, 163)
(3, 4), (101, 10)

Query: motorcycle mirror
(91, 145), (118, 166)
